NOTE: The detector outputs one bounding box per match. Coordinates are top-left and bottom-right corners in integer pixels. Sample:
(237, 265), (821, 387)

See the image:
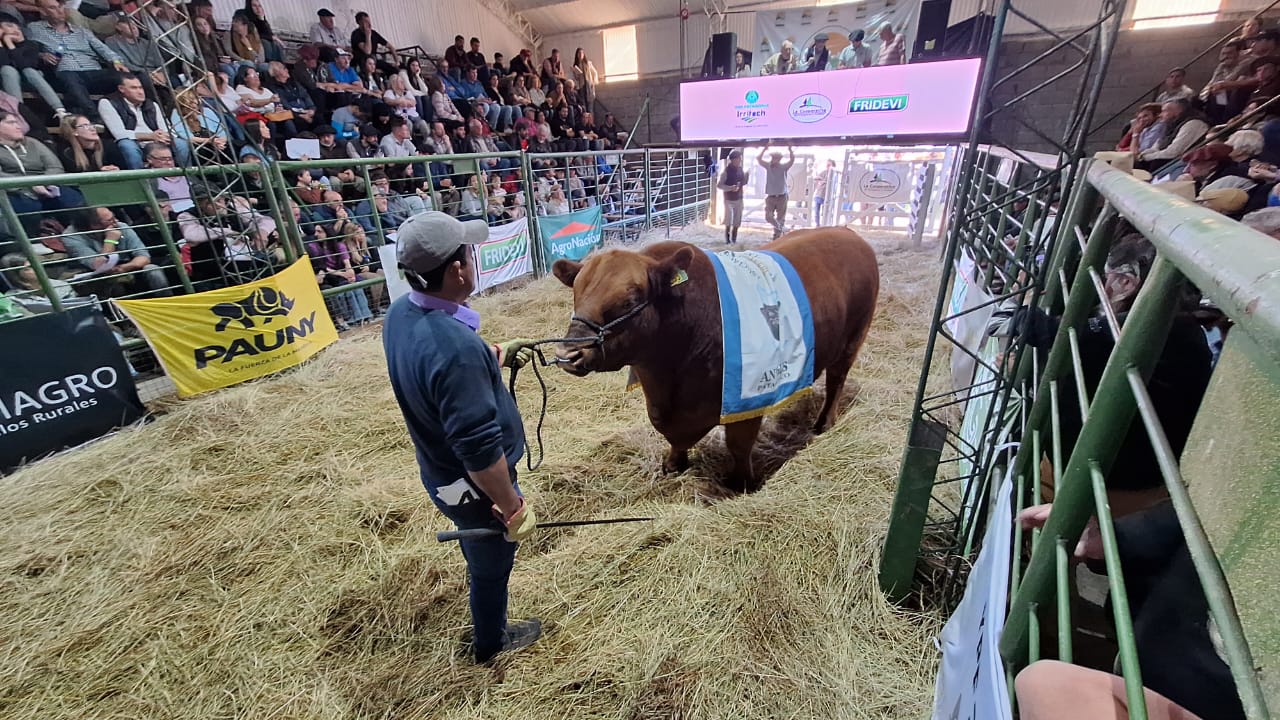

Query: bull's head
(551, 246), (695, 376)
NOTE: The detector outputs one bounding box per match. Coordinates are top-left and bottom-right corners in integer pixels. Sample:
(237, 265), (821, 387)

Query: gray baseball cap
(397, 212), (488, 274)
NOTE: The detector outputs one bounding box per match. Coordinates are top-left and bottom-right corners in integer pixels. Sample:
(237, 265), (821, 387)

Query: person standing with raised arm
(758, 144), (794, 239)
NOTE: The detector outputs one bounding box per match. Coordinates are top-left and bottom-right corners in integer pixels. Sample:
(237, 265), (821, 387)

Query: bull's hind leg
(723, 416), (764, 492)
(814, 318), (874, 434)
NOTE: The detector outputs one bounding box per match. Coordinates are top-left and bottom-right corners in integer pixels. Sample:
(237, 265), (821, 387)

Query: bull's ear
(552, 259), (582, 287)
(654, 246), (696, 294)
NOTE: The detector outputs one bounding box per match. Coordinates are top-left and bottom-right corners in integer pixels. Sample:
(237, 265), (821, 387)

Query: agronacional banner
(471, 218), (533, 294)
(537, 206), (603, 264)
(116, 258), (339, 397)
(0, 305), (146, 474)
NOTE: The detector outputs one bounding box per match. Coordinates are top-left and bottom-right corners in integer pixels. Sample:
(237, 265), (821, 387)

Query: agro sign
(0, 305), (146, 474)
(678, 58), (981, 143)
(116, 258), (339, 397)
(538, 206), (604, 264)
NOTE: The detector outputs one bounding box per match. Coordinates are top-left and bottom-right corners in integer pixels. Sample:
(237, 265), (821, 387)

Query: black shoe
(502, 617), (542, 653)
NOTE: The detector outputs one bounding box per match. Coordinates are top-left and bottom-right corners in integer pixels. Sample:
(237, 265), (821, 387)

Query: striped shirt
(27, 21), (121, 72)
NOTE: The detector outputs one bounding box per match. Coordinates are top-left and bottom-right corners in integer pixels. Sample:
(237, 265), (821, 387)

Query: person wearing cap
(309, 8), (346, 52)
(716, 149), (747, 244)
(1177, 142), (1241, 192)
(346, 121), (383, 161)
(804, 32), (830, 72)
(838, 29), (872, 69)
(327, 47), (364, 98)
(382, 211), (542, 664)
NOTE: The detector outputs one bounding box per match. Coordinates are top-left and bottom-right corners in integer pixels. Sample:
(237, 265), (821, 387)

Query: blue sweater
(382, 296), (524, 491)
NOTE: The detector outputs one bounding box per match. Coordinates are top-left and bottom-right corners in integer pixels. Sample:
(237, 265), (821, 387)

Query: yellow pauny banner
(116, 258), (339, 397)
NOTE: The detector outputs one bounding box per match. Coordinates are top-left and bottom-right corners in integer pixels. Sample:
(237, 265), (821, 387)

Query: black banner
(1, 306), (147, 474)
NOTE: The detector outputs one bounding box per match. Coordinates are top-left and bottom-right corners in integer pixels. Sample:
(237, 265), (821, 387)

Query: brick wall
(593, 75), (685, 145)
(593, 18), (1248, 152)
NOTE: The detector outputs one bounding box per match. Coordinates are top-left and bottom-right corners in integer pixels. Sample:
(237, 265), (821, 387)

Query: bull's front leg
(723, 416), (763, 492)
(662, 445), (691, 475)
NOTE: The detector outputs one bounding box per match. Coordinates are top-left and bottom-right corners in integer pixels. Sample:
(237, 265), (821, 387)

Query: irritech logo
(849, 94), (910, 113)
(788, 93), (832, 123)
(735, 90), (768, 125)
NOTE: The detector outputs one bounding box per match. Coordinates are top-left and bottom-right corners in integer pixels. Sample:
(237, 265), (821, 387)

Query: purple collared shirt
(408, 290), (481, 332)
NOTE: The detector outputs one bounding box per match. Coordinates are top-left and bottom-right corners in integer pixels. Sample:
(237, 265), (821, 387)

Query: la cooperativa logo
(195, 286), (319, 369)
(788, 93), (832, 123)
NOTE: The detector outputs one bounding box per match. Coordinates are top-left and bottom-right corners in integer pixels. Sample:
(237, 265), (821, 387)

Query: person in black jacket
(1007, 234), (1213, 516)
(0, 17), (67, 121)
(266, 61), (316, 133)
(1016, 501), (1247, 720)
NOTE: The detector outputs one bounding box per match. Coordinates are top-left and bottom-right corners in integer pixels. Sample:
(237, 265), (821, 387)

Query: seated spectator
(227, 10), (266, 72)
(332, 217), (383, 308)
(26, 0), (129, 118)
(291, 168), (325, 208)
(234, 65), (280, 116)
(1137, 99), (1208, 170)
(1014, 502), (1246, 720)
(314, 123), (352, 164)
(1178, 142), (1245, 191)
(545, 184), (569, 215)
(62, 205), (171, 298)
(0, 109), (84, 232)
(354, 170), (425, 239)
(465, 37), (488, 78)
(598, 112), (628, 147)
(1004, 234), (1211, 514)
(526, 73), (547, 107)
(428, 75), (465, 130)
(0, 252), (79, 313)
(397, 57), (432, 121)
(456, 173), (484, 220)
(491, 52), (507, 78)
(443, 34), (467, 79)
(326, 48), (368, 112)
(267, 61), (316, 132)
(188, 0), (216, 26)
(99, 73), (190, 170)
(509, 48), (534, 80)
(1154, 66), (1194, 103)
(309, 8), (345, 56)
(145, 142), (194, 212)
(1226, 127), (1264, 165)
(1214, 30), (1280, 107)
(291, 43), (343, 115)
(356, 55), (385, 104)
(1247, 54), (1280, 106)
(457, 66), (501, 127)
(308, 223), (372, 331)
(105, 11), (167, 101)
(463, 118), (511, 170)
(311, 189), (349, 224)
(424, 120), (452, 155)
(578, 110), (603, 150)
(56, 113), (122, 172)
(178, 180), (279, 282)
(170, 89), (231, 164)
(1242, 205), (1280, 239)
(1116, 103), (1162, 153)
(487, 73), (522, 131)
(347, 121), (382, 161)
(383, 72), (429, 136)
(1201, 40), (1248, 123)
(191, 15), (231, 79)
(0, 16), (67, 121)
(550, 104), (582, 151)
(761, 41), (798, 75)
(241, 117), (279, 162)
(378, 117), (426, 190)
(504, 73), (532, 108)
(350, 11), (396, 76)
(209, 69), (250, 120)
(243, 0), (283, 62)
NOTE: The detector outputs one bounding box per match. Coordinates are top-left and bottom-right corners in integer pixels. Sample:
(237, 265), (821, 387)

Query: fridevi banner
(471, 218), (533, 294)
(116, 258), (339, 397)
(538, 206), (604, 264)
(1, 305), (147, 474)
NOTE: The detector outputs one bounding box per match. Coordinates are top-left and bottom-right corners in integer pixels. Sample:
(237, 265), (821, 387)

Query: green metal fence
(1, 146), (712, 400)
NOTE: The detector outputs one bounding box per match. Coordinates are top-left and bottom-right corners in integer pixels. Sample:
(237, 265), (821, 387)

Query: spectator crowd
(0, 0), (635, 329)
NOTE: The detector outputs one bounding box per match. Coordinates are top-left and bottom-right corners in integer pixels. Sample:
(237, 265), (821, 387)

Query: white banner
(471, 218), (533, 294)
(377, 244), (412, 304)
(752, 1), (921, 73)
(850, 162), (914, 204)
(931, 469), (1014, 720)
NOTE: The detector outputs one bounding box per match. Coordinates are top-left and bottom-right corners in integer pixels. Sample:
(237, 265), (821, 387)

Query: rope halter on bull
(507, 299), (652, 471)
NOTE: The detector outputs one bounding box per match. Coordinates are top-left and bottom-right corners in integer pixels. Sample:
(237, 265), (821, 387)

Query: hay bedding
(0, 225), (943, 720)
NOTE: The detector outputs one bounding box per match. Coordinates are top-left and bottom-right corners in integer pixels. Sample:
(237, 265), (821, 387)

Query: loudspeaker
(710, 31), (737, 78)
(913, 0), (951, 59)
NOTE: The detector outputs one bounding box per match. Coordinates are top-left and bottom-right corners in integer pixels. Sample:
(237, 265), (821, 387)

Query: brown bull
(551, 228), (880, 491)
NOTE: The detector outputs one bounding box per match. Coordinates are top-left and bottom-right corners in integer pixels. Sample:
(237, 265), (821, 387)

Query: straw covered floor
(1, 225), (944, 719)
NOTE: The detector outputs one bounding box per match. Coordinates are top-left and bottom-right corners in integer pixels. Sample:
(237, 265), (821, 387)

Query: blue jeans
(7, 186), (85, 234)
(0, 65), (64, 113)
(335, 286), (373, 322)
(117, 137), (192, 169)
(427, 469), (521, 662)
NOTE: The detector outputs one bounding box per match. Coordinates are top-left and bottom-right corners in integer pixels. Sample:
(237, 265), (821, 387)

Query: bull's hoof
(721, 473), (752, 494)
(662, 451), (690, 475)
(813, 418), (831, 435)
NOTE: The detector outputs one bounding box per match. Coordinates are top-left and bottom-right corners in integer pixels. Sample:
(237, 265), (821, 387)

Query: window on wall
(1131, 0), (1221, 29)
(603, 25), (639, 82)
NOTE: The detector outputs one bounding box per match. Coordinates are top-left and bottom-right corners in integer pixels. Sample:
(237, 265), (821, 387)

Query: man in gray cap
(838, 29), (873, 69)
(805, 32), (830, 72)
(381, 211), (542, 664)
